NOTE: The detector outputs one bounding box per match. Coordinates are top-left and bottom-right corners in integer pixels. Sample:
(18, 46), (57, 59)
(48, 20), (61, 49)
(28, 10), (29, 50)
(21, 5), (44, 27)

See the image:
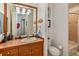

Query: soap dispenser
(38, 30), (42, 37)
(7, 33), (13, 41)
(2, 33), (7, 43)
(35, 29), (42, 38)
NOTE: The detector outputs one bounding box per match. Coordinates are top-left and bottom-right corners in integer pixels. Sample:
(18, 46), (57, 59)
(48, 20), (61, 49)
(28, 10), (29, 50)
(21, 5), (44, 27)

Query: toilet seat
(49, 46), (60, 56)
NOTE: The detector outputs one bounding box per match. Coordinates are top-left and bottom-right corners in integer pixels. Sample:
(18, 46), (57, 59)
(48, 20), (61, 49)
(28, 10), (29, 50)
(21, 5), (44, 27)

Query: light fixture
(16, 7), (20, 13)
(22, 8), (26, 14)
(20, 7), (22, 13)
(27, 9), (31, 15)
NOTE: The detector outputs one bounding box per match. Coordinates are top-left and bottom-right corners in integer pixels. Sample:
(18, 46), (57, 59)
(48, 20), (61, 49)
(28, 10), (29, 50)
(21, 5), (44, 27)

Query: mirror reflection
(0, 4), (4, 42)
(7, 4), (37, 37)
(0, 4), (4, 35)
(0, 11), (3, 34)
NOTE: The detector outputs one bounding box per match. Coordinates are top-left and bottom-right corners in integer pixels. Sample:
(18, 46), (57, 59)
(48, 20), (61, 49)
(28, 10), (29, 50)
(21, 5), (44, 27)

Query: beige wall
(69, 14), (79, 42)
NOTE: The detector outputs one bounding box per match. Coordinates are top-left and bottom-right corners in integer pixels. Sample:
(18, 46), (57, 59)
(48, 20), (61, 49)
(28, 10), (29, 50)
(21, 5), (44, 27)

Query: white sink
(21, 37), (37, 43)
(0, 34), (4, 42)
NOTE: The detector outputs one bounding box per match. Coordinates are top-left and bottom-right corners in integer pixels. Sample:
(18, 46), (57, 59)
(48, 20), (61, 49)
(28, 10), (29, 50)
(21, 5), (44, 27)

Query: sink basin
(0, 34), (4, 42)
(21, 37), (37, 43)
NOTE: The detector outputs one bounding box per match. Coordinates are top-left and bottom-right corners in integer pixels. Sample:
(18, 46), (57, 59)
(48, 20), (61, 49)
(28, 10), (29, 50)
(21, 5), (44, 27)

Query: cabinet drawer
(0, 48), (18, 56)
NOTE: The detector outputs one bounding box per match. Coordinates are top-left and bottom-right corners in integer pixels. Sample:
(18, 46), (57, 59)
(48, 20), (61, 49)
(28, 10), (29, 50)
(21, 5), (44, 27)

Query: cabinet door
(31, 42), (43, 56)
(0, 47), (18, 56)
(19, 41), (43, 56)
(19, 44), (32, 56)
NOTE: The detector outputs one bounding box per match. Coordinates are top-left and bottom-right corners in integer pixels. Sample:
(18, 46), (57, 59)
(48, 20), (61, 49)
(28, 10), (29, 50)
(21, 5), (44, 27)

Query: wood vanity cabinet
(0, 39), (44, 56)
(19, 41), (43, 56)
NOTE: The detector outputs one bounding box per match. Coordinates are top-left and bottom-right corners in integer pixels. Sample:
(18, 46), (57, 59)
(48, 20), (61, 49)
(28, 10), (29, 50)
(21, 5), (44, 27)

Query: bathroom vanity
(0, 37), (44, 56)
(0, 3), (44, 56)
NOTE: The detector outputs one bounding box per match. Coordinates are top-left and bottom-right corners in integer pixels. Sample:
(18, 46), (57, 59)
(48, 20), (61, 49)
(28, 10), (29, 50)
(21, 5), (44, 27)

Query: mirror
(0, 3), (5, 34)
(0, 3), (8, 42)
(0, 9), (3, 34)
(7, 3), (37, 37)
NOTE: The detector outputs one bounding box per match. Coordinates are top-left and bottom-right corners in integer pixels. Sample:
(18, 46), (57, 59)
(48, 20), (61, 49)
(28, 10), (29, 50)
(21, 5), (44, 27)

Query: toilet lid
(49, 46), (60, 56)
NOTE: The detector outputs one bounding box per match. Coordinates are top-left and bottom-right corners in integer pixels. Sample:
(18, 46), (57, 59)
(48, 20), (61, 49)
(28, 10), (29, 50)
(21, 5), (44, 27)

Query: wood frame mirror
(6, 3), (38, 36)
(3, 3), (7, 34)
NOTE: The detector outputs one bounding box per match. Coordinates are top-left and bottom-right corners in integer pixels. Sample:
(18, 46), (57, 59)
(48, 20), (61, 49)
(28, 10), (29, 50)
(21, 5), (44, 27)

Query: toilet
(48, 40), (62, 56)
(48, 46), (61, 56)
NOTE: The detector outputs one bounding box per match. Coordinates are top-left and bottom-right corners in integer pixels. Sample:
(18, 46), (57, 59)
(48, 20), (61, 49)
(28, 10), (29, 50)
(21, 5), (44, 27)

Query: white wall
(49, 3), (68, 55)
(0, 3), (4, 13)
(38, 3), (48, 56)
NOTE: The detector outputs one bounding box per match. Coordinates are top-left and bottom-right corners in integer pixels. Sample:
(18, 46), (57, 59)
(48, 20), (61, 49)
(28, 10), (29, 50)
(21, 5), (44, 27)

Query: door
(69, 13), (78, 42)
(21, 19), (25, 35)
(17, 14), (26, 35)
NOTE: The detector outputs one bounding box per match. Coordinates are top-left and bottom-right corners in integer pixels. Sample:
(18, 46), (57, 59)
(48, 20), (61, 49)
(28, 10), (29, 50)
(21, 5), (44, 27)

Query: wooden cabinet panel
(19, 41), (43, 56)
(19, 45), (32, 56)
(31, 42), (43, 56)
(0, 47), (18, 56)
(32, 47), (43, 56)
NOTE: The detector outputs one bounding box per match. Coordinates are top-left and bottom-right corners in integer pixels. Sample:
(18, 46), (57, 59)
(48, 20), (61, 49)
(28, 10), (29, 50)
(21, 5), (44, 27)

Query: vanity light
(16, 7), (20, 13)
(22, 8), (26, 14)
(20, 7), (22, 13)
(26, 9), (31, 15)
